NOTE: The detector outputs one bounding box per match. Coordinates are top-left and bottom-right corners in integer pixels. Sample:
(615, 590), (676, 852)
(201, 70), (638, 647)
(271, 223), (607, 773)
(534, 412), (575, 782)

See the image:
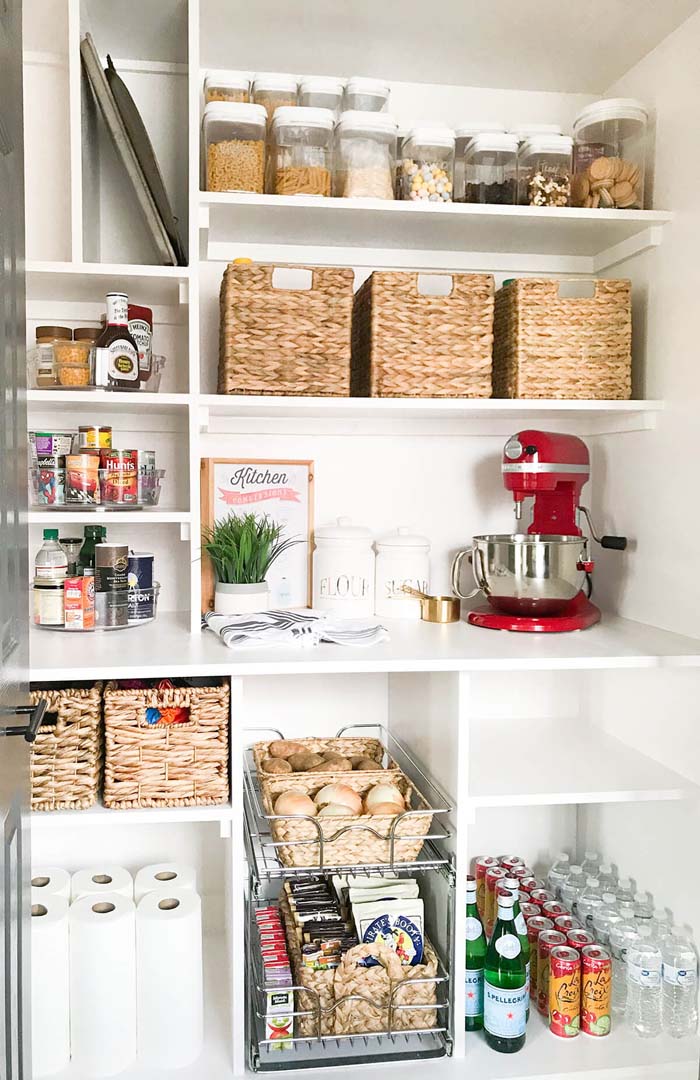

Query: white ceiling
(201, 0), (700, 93)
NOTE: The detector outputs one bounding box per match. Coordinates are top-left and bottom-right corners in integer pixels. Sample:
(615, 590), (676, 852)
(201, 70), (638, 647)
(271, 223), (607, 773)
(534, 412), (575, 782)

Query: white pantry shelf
(30, 803), (233, 831)
(27, 390), (190, 414)
(28, 612), (700, 681)
(199, 193), (673, 274)
(27, 509), (191, 525)
(25, 261), (190, 305)
(468, 717), (698, 809)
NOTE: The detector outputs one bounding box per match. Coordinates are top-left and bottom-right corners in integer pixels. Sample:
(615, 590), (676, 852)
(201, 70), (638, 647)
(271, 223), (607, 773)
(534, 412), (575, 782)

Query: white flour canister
(313, 517), (375, 617)
(374, 527), (430, 619)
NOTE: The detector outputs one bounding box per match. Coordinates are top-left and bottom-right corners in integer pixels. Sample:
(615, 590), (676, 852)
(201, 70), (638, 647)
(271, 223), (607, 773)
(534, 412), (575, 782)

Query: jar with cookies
(203, 101), (266, 193)
(572, 98), (648, 209)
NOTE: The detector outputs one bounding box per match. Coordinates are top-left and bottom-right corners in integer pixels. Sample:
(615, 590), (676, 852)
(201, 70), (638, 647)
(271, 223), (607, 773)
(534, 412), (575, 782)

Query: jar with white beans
(401, 127), (455, 202)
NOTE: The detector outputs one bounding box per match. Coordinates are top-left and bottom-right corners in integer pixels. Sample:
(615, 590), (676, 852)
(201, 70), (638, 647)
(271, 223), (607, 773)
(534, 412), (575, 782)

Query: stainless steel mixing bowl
(451, 534), (590, 616)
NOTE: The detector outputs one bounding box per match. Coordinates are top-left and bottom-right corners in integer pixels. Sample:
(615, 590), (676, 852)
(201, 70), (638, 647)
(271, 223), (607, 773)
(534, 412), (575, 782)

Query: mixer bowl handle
(451, 544), (485, 600)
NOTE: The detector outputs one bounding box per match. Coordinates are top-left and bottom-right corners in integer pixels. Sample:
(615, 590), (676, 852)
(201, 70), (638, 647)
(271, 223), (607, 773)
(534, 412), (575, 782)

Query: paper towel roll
(71, 865), (133, 902)
(136, 889), (203, 1068)
(31, 895), (70, 1077)
(69, 893), (137, 1077)
(30, 866), (70, 900)
(134, 862), (197, 903)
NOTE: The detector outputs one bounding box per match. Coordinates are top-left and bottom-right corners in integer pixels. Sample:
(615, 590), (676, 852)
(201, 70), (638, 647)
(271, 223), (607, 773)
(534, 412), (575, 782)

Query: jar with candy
(334, 111), (398, 200)
(517, 135), (573, 207)
(401, 128), (455, 203)
(464, 132), (518, 205)
(572, 98), (648, 209)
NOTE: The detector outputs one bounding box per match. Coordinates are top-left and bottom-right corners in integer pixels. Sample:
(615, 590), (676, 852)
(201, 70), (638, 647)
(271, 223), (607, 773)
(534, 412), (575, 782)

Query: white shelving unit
(21, 1), (700, 1079)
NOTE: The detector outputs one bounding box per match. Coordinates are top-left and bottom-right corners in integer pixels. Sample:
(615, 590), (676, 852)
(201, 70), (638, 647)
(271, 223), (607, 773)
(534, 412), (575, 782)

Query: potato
(322, 751), (347, 764)
(268, 740), (306, 759)
(321, 752), (352, 771)
(352, 757), (382, 771)
(309, 757), (351, 772)
(287, 751), (325, 772)
(348, 755), (367, 767)
(261, 757), (293, 775)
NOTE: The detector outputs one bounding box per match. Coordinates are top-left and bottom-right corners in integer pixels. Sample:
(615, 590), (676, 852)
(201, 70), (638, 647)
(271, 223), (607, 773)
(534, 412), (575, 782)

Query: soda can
(526, 916), (554, 1001)
(542, 901), (569, 920)
(530, 888), (556, 908)
(567, 929), (596, 952)
(549, 946), (581, 1038)
(581, 945), (612, 1037)
(518, 876), (542, 894)
(499, 855), (525, 871)
(520, 902), (540, 920)
(518, 890), (531, 905)
(485, 866), (507, 936)
(555, 915), (583, 934)
(474, 856), (499, 921)
(537, 930), (567, 1015)
(511, 865), (534, 880)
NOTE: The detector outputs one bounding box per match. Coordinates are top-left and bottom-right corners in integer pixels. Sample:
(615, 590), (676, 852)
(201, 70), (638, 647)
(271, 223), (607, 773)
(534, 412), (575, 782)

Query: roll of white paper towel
(69, 893), (137, 1077)
(30, 866), (71, 900)
(31, 895), (70, 1077)
(136, 889), (203, 1068)
(134, 862), (197, 903)
(71, 865), (133, 902)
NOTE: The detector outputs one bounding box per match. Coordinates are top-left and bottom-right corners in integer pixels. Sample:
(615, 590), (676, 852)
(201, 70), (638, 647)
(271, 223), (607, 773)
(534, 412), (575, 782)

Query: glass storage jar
(454, 123), (506, 201)
(203, 102), (266, 193)
(251, 74), (298, 124)
(298, 76), (344, 119)
(464, 132), (518, 204)
(54, 338), (92, 387)
(204, 71), (250, 104)
(344, 77), (389, 113)
(28, 326), (71, 388)
(518, 134), (573, 207)
(334, 111), (397, 200)
(268, 106), (334, 196)
(572, 98), (648, 209)
(510, 122), (562, 145)
(401, 127), (455, 202)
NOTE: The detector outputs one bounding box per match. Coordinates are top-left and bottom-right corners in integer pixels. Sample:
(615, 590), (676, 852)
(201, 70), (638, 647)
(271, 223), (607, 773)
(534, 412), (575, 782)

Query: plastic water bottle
(651, 909), (674, 945)
(592, 906), (624, 947)
(662, 927), (698, 1038)
(581, 850), (600, 877)
(609, 922), (641, 1016)
(34, 528), (68, 580)
(598, 862), (618, 892)
(547, 852), (570, 897)
(577, 877), (604, 929)
(560, 864), (586, 910)
(635, 891), (655, 923)
(626, 926), (663, 1037)
(617, 877), (635, 905)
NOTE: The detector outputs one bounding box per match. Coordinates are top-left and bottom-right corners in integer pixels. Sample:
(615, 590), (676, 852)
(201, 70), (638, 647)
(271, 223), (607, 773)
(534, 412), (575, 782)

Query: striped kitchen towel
(202, 609), (389, 650)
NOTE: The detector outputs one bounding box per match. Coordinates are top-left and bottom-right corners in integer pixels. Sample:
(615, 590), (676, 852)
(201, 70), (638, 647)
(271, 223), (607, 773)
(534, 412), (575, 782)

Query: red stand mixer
(451, 430), (627, 632)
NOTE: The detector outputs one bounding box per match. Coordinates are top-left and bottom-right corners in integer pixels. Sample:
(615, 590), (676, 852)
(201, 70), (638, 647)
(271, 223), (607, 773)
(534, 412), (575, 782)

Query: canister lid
(518, 134), (573, 156)
(467, 132), (518, 155)
(314, 516), (373, 542)
(336, 111), (398, 136)
(299, 76), (344, 96)
(252, 73), (298, 93)
(202, 101), (267, 126)
(345, 77), (390, 98)
(73, 327), (100, 342)
(455, 123), (506, 150)
(204, 70), (251, 92)
(574, 97), (648, 132)
(405, 126), (456, 149)
(510, 122), (563, 141)
(36, 326), (72, 341)
(271, 105), (334, 131)
(375, 526), (430, 551)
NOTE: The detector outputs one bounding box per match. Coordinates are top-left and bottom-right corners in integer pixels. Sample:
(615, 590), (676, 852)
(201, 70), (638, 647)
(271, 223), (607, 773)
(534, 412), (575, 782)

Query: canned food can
(36, 465), (65, 505)
(581, 945), (612, 1037)
(95, 589), (129, 627)
(65, 453), (100, 504)
(474, 857), (499, 921)
(543, 901), (569, 920)
(79, 425), (112, 449)
(30, 431), (74, 456)
(549, 946), (581, 1038)
(499, 855), (525, 871)
(526, 916), (554, 1001)
(127, 584), (157, 624)
(99, 449), (139, 504)
(537, 930), (567, 1015)
(127, 552), (154, 589)
(485, 866), (507, 936)
(139, 449), (156, 472)
(530, 889), (556, 908)
(94, 544), (128, 592)
(555, 915), (583, 934)
(567, 929), (596, 951)
(64, 574), (95, 630)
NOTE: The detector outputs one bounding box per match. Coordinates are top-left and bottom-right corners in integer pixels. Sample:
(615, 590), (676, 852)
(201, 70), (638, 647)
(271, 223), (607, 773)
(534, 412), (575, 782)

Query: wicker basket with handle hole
(30, 683), (103, 811)
(253, 735), (401, 782)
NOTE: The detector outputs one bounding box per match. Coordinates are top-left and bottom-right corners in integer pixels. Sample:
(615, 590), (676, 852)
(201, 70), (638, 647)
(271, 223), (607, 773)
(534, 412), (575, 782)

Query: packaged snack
(352, 898), (425, 966)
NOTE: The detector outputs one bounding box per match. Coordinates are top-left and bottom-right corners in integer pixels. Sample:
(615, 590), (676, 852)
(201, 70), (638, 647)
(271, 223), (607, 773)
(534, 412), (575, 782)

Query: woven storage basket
(253, 735), (400, 783)
(218, 263), (354, 396)
(492, 277), (632, 399)
(351, 271), (495, 397)
(29, 684), (102, 811)
(261, 771), (433, 867)
(103, 682), (229, 809)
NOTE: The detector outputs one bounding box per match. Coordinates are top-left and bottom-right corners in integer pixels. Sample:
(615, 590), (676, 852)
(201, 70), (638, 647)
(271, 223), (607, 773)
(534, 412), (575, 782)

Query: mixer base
(467, 593), (601, 633)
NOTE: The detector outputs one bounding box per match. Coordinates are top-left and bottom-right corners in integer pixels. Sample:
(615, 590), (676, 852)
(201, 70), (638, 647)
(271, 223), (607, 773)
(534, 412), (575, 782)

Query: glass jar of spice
(268, 106), (334, 196)
(28, 326), (72, 389)
(518, 134), (573, 207)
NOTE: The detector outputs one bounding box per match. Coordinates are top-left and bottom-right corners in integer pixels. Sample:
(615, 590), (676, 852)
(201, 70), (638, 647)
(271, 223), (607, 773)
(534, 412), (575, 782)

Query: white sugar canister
(374, 527), (430, 620)
(312, 517), (375, 617)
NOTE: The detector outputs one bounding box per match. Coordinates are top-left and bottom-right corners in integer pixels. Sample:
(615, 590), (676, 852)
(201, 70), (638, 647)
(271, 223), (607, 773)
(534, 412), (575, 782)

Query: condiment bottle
(77, 524), (106, 573)
(94, 292), (139, 389)
(128, 303), (153, 385)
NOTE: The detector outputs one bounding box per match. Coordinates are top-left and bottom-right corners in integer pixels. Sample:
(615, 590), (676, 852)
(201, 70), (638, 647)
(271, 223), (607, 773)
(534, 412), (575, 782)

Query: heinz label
(484, 982), (527, 1038)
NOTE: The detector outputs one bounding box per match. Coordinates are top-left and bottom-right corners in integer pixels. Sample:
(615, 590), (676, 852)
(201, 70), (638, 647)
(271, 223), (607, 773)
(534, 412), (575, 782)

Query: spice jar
(312, 517), (375, 618)
(268, 106), (333, 196)
(33, 578), (65, 626)
(204, 71), (250, 104)
(401, 128), (455, 202)
(251, 74), (298, 124)
(28, 326), (71, 389)
(518, 135), (573, 207)
(203, 102), (267, 193)
(334, 111), (397, 200)
(572, 98), (648, 209)
(298, 76), (344, 119)
(464, 133), (518, 205)
(344, 77), (389, 113)
(374, 527), (430, 620)
(454, 124), (506, 202)
(54, 337), (93, 387)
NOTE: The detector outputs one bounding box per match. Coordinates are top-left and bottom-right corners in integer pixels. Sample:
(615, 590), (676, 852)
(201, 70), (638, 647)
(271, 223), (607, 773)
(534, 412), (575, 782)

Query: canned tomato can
(530, 889), (556, 908)
(543, 901), (569, 920)
(474, 856), (499, 921)
(485, 866), (507, 935)
(581, 945), (612, 1037)
(499, 855), (525, 871)
(128, 551), (154, 589)
(79, 425), (112, 450)
(520, 902), (540, 920)
(526, 916), (554, 1001)
(537, 930), (567, 1015)
(555, 915), (583, 934)
(567, 929), (596, 952)
(549, 946), (581, 1037)
(99, 449), (139, 504)
(94, 544), (128, 592)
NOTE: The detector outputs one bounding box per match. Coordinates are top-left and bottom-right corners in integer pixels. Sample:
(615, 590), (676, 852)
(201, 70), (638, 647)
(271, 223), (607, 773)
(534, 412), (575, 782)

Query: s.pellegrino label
(484, 981), (528, 1038)
(465, 969), (484, 1018)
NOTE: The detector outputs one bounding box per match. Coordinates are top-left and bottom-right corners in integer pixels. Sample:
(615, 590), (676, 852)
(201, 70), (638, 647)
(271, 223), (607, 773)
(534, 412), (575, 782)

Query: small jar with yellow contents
(400, 127), (455, 203)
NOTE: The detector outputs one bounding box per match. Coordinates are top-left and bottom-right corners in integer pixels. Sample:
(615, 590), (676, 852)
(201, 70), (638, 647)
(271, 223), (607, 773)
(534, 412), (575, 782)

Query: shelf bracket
(178, 279), (189, 306)
(198, 405), (210, 433)
(198, 204), (210, 234)
(179, 522), (191, 542)
(219, 817), (232, 839)
(593, 225), (664, 274)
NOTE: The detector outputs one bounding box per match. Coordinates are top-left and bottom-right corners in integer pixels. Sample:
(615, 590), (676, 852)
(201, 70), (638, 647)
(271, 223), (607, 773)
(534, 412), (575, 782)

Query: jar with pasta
(334, 111), (398, 200)
(268, 106), (333, 196)
(203, 102), (266, 193)
(252, 73), (298, 124)
(204, 71), (250, 104)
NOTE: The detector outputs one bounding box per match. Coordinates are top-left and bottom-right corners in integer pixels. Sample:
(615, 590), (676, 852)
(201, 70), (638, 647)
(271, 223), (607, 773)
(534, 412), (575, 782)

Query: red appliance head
(502, 430), (590, 536)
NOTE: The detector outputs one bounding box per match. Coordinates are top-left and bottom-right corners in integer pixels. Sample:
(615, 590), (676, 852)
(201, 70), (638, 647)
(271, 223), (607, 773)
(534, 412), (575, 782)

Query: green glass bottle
(77, 524), (106, 573)
(502, 875), (531, 1020)
(484, 889), (528, 1054)
(465, 874), (487, 1031)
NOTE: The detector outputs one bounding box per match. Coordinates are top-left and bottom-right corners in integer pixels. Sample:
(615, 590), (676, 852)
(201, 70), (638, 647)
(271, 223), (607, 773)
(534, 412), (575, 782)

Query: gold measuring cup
(401, 585), (461, 623)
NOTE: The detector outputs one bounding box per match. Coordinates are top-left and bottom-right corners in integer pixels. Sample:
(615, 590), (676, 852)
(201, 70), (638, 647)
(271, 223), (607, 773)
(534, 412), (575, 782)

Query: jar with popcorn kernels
(401, 127), (455, 203)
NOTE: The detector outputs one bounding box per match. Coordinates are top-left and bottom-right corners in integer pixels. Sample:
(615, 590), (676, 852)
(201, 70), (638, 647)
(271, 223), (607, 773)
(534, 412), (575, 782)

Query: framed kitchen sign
(201, 458), (314, 613)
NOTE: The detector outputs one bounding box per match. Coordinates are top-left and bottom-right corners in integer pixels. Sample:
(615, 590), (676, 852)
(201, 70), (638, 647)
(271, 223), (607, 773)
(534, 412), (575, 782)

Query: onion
(274, 792), (317, 817)
(318, 802), (356, 817)
(364, 783), (405, 812)
(314, 784), (363, 815)
(364, 801), (405, 816)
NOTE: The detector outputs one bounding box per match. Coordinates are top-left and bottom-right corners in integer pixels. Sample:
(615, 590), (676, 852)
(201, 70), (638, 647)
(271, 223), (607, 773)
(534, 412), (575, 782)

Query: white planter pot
(214, 581), (270, 616)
